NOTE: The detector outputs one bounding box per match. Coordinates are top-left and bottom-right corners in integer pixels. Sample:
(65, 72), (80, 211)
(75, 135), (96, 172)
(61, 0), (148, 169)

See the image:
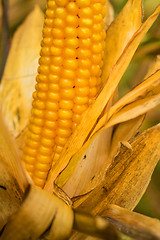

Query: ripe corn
(22, 0), (106, 188)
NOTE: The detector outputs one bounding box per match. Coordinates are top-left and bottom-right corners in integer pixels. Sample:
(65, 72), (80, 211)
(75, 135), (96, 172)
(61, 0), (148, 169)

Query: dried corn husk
(45, 6), (160, 193)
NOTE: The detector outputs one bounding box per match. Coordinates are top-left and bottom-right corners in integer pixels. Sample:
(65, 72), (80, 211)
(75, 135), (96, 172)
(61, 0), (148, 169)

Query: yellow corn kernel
(56, 128), (72, 138)
(41, 137), (54, 147)
(59, 100), (74, 109)
(66, 2), (79, 14)
(58, 119), (72, 128)
(44, 120), (57, 129)
(22, 0), (106, 188)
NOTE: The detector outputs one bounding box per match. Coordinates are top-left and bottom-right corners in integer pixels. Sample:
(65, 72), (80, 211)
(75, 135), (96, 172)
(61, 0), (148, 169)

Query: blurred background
(0, 0), (160, 219)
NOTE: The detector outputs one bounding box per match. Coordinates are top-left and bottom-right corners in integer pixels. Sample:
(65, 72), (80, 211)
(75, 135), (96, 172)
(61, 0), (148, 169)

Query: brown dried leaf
(73, 124), (160, 215)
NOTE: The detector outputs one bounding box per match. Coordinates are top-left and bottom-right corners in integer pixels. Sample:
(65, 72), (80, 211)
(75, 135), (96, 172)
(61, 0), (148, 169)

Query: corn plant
(0, 0), (160, 239)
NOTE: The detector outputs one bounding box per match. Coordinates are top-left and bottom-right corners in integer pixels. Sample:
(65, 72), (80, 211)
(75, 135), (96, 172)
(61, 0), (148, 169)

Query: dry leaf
(0, 114), (28, 191)
(71, 204), (160, 240)
(80, 115), (145, 197)
(0, 160), (22, 231)
(62, 128), (113, 197)
(101, 67), (160, 130)
(103, 205), (160, 240)
(145, 55), (160, 77)
(73, 124), (160, 215)
(108, 55), (160, 162)
(102, 0), (143, 85)
(1, 185), (74, 240)
(0, 6), (44, 137)
(108, 115), (145, 161)
(0, 113), (28, 231)
(104, 0), (114, 30)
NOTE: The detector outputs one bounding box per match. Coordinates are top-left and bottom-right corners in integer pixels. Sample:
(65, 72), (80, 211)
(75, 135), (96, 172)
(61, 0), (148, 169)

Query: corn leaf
(71, 204), (160, 240)
(108, 115), (145, 160)
(73, 124), (160, 215)
(0, 185), (74, 240)
(102, 0), (143, 85)
(44, 6), (160, 193)
(104, 0), (114, 30)
(0, 113), (28, 231)
(0, 160), (22, 231)
(0, 114), (28, 191)
(80, 115), (145, 196)
(99, 68), (160, 131)
(62, 127), (113, 197)
(108, 55), (160, 161)
(61, 53), (160, 198)
(83, 65), (160, 194)
(103, 205), (160, 240)
(0, 6), (43, 137)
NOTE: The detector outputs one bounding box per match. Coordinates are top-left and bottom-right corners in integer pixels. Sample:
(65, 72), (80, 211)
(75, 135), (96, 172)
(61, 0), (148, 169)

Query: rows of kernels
(22, 0), (106, 188)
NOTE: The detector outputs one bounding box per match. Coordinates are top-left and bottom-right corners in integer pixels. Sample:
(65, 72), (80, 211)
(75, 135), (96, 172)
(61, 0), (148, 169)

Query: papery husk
(104, 0), (114, 30)
(73, 124), (160, 214)
(1, 184), (74, 240)
(103, 205), (160, 240)
(2, 184), (160, 240)
(108, 115), (145, 161)
(0, 113), (28, 231)
(108, 55), (160, 162)
(82, 115), (145, 195)
(44, 6), (160, 193)
(60, 55), (160, 196)
(99, 69), (160, 130)
(0, 160), (22, 231)
(102, 0), (143, 85)
(0, 114), (28, 191)
(71, 204), (160, 240)
(0, 6), (43, 138)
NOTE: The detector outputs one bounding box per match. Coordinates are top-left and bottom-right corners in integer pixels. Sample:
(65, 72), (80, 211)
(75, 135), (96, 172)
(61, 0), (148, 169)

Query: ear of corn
(22, 0), (106, 188)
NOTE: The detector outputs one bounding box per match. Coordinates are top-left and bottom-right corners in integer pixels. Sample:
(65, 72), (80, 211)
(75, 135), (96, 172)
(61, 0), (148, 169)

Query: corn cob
(22, 0), (106, 188)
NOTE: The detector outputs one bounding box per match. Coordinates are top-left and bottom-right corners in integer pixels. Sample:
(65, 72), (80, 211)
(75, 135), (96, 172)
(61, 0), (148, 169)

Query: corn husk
(45, 5), (160, 193)
(0, 1), (160, 239)
(0, 6), (43, 137)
